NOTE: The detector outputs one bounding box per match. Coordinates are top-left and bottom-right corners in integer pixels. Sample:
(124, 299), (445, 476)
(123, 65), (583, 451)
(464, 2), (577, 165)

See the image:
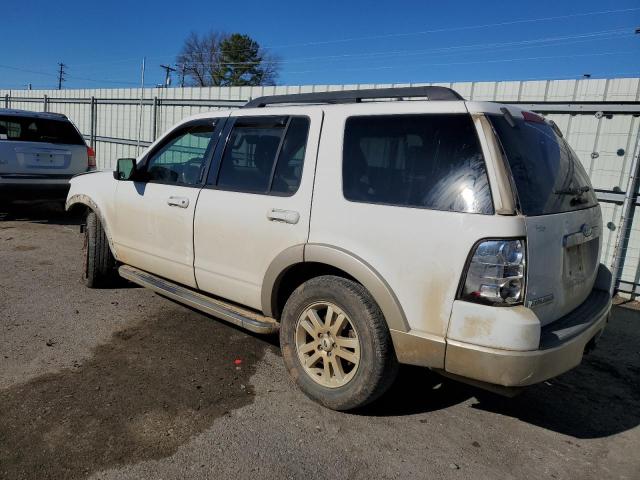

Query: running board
(118, 265), (279, 334)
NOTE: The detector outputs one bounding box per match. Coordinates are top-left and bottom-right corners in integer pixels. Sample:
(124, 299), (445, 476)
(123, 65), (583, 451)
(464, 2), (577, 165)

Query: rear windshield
(489, 114), (597, 216)
(0, 115), (84, 145)
(343, 114), (493, 214)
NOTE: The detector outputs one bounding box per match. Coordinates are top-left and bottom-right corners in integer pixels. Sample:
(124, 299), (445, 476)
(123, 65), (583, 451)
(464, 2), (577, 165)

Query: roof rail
(244, 86), (463, 108)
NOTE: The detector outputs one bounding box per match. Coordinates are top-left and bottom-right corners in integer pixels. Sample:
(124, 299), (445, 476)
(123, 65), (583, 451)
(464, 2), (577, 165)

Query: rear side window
(0, 115), (84, 145)
(216, 116), (309, 195)
(488, 114), (598, 216)
(342, 114), (493, 214)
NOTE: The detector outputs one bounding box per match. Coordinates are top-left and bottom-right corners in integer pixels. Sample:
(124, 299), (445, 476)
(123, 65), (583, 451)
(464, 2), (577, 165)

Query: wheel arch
(262, 243), (409, 332)
(66, 193), (118, 259)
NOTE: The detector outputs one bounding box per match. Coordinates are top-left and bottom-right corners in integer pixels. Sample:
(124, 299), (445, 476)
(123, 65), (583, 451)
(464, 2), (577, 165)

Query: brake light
(460, 239), (526, 305)
(522, 111), (545, 124)
(87, 146), (96, 170)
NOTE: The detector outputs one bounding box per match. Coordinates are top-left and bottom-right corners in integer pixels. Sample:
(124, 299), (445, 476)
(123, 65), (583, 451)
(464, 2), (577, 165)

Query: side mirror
(113, 158), (136, 181)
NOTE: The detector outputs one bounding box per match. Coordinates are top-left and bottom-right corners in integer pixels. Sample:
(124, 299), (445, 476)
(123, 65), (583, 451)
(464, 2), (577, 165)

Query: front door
(113, 118), (225, 287)
(194, 109), (322, 310)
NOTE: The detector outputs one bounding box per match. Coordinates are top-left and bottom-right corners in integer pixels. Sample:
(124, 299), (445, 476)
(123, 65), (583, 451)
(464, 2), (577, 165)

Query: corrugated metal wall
(2, 78), (640, 290)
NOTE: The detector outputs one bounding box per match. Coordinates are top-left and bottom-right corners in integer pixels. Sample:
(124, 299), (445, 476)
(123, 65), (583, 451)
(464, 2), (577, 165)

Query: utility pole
(160, 64), (176, 88)
(136, 57), (146, 154)
(57, 62), (66, 90)
(179, 63), (186, 88)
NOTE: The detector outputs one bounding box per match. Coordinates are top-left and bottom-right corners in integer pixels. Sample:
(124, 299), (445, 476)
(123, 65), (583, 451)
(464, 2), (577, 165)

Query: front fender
(65, 170), (119, 260)
(66, 194), (118, 259)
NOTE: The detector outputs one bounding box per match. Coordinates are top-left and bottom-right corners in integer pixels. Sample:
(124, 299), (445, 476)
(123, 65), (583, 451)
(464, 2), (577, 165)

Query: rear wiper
(554, 185), (591, 196)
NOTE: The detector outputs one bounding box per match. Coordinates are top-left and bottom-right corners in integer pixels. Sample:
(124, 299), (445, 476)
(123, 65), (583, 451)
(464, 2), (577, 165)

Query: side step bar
(118, 265), (279, 334)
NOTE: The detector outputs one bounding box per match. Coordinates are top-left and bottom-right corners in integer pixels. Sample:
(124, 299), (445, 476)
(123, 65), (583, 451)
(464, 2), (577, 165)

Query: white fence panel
(2, 78), (639, 294)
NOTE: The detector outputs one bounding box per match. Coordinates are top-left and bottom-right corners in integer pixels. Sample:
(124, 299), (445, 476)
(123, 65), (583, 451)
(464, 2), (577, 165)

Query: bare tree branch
(176, 31), (279, 87)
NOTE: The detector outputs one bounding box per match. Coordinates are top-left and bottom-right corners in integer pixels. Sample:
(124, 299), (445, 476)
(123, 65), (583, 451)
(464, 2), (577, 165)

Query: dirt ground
(1, 202), (639, 480)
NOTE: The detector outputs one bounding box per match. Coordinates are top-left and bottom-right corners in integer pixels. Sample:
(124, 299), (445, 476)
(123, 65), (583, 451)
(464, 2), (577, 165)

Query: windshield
(489, 114), (597, 216)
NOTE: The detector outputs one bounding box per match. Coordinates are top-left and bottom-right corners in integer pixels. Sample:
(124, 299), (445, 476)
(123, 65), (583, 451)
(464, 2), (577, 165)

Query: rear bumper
(443, 289), (611, 387)
(0, 175), (72, 200)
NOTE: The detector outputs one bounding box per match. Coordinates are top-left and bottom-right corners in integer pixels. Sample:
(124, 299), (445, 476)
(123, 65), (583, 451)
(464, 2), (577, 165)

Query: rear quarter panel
(309, 102), (526, 341)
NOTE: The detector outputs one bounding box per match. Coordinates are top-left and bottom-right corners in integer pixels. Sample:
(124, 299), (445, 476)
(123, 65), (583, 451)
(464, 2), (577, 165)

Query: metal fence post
(152, 96), (159, 141)
(610, 121), (640, 296)
(89, 96), (96, 148)
(43, 94), (49, 112)
(4, 94), (9, 109)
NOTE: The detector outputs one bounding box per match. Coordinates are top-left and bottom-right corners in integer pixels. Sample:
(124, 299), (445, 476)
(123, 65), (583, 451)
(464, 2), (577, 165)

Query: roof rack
(244, 86), (463, 108)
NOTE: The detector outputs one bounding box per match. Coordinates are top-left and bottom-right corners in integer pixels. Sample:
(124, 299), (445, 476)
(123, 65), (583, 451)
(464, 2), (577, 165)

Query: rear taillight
(87, 146), (96, 170)
(460, 239), (526, 306)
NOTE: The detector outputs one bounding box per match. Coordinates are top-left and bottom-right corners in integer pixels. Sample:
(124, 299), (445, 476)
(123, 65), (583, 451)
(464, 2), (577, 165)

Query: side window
(145, 122), (216, 185)
(342, 114), (493, 214)
(216, 116), (309, 195)
(271, 117), (310, 195)
(0, 117), (22, 140)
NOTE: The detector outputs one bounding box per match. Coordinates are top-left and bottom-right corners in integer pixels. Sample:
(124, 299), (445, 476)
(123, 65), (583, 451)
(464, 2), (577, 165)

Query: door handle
(167, 196), (189, 208)
(267, 208), (300, 224)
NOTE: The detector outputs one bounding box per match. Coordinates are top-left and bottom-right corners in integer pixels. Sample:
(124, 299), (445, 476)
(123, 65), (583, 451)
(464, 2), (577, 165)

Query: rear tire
(280, 275), (398, 411)
(83, 211), (117, 288)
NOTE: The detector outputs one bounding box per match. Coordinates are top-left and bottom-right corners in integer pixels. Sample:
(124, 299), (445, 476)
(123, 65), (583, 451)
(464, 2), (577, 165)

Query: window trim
(341, 113), (495, 215)
(204, 114), (310, 197)
(136, 118), (225, 188)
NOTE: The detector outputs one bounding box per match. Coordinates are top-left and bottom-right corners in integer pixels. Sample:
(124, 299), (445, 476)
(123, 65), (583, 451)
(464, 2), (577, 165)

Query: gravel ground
(1, 202), (639, 480)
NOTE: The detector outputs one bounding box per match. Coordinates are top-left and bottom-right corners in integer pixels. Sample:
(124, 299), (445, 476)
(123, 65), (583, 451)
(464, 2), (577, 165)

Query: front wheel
(83, 211), (117, 287)
(280, 275), (398, 411)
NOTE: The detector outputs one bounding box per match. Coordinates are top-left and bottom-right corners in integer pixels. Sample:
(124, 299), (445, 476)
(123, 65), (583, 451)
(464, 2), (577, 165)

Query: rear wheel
(280, 275), (398, 410)
(83, 211), (117, 287)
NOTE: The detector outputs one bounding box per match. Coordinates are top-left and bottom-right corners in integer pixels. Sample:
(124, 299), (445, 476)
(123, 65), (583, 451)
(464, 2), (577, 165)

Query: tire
(280, 275), (398, 411)
(83, 211), (117, 288)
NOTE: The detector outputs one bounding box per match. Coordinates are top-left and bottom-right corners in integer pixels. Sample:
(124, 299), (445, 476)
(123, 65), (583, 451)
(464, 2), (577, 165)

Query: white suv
(66, 87), (611, 410)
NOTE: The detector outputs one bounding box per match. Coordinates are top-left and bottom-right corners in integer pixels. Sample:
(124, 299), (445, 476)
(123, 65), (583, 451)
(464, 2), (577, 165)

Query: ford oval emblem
(581, 223), (593, 238)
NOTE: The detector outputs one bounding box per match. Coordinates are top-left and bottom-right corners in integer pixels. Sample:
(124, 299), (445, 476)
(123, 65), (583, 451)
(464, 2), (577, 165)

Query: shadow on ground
(363, 305), (640, 439)
(0, 200), (83, 226)
(0, 311), (271, 480)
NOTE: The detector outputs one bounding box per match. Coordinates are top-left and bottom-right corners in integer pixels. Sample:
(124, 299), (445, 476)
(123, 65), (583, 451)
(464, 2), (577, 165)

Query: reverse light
(87, 146), (96, 170)
(460, 239), (526, 306)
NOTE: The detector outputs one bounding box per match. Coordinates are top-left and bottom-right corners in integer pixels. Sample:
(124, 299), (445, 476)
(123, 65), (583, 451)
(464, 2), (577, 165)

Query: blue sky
(1, 0), (639, 89)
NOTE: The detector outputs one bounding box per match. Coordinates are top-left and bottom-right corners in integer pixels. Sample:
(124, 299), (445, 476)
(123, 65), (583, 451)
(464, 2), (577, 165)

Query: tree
(177, 32), (278, 87)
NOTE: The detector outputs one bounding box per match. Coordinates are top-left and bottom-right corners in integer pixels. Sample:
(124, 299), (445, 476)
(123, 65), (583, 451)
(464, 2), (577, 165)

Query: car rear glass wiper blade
(554, 185), (591, 196)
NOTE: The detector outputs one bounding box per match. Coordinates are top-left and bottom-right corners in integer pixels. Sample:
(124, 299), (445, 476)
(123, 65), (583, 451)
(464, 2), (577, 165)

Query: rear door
(0, 114), (87, 177)
(193, 108), (321, 310)
(488, 111), (602, 325)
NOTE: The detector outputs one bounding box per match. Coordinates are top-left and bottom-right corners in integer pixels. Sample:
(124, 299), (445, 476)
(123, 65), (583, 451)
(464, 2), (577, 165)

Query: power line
(283, 50), (637, 75)
(260, 7), (640, 49)
(173, 28), (636, 67)
(55, 29), (638, 87)
(169, 6), (640, 58)
(0, 63), (58, 77)
(74, 5), (638, 66)
(1, 6), (637, 89)
(45, 8), (637, 87)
